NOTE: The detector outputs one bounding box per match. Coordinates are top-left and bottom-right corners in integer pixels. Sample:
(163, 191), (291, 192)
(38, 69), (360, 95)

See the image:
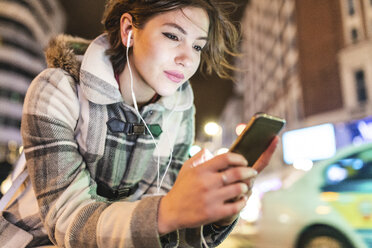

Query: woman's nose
(174, 44), (193, 68)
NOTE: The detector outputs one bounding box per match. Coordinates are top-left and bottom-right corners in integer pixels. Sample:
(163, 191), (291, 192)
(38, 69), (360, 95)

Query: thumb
(253, 136), (279, 173)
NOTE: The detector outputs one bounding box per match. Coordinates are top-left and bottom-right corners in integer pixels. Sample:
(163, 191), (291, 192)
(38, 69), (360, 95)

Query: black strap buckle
(130, 124), (146, 135)
(106, 118), (162, 137)
(97, 181), (139, 200)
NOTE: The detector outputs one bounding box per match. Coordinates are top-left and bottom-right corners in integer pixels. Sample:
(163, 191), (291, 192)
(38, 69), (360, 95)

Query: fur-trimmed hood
(45, 34), (91, 81)
(44, 33), (193, 110)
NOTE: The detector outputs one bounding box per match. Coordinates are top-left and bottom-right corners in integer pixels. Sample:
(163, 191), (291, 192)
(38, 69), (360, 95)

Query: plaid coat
(0, 34), (235, 247)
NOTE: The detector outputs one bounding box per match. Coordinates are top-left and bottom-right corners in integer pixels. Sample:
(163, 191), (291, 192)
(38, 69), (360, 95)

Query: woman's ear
(120, 13), (134, 47)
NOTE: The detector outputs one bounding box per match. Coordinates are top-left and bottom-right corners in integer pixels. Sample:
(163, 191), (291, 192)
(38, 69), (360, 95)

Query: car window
(322, 148), (372, 192)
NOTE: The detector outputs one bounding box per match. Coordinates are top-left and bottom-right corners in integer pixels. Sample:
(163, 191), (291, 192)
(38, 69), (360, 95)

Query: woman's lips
(164, 70), (185, 83)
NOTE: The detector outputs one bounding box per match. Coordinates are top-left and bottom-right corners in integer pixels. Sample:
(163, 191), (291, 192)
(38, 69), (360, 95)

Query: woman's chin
(155, 87), (180, 97)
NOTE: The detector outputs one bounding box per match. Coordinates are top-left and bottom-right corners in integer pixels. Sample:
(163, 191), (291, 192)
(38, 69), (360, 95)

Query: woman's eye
(163, 33), (178, 41)
(193, 45), (203, 52)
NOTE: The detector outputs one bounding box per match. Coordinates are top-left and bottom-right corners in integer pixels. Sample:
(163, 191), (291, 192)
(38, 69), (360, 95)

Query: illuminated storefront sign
(282, 116), (372, 164)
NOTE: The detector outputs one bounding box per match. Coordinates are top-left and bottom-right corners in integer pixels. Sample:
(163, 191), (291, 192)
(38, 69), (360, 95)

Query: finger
(204, 152), (248, 172)
(220, 167), (257, 186)
(253, 136), (279, 172)
(241, 177), (256, 190)
(215, 182), (249, 202)
(214, 196), (247, 220)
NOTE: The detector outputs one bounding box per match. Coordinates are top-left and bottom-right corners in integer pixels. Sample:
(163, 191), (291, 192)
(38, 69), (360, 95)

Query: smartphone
(229, 113), (286, 166)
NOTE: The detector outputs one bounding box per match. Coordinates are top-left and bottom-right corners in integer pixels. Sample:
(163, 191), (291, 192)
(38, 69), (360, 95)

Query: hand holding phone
(229, 113), (286, 167)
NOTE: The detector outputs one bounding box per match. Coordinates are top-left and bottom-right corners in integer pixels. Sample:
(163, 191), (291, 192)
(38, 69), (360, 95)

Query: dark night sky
(59, 0), (247, 139)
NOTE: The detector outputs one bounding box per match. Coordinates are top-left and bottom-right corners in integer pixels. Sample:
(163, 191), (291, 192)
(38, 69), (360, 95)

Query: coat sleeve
(21, 68), (163, 247)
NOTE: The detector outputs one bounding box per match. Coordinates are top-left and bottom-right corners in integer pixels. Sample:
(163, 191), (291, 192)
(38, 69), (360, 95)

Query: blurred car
(253, 142), (372, 248)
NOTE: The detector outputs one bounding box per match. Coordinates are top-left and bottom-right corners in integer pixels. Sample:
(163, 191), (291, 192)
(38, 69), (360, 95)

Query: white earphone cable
(159, 87), (181, 190)
(201, 225), (209, 248)
(126, 31), (176, 194)
(126, 31), (161, 192)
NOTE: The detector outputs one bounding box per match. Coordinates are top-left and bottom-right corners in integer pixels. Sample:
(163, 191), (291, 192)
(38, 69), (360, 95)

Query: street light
(204, 121), (221, 136)
(235, 123), (247, 136)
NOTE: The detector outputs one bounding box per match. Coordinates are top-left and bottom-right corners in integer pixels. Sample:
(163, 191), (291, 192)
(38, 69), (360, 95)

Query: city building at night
(218, 0), (372, 170)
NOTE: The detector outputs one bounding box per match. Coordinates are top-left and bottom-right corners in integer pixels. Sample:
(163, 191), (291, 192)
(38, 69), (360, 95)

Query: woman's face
(129, 7), (209, 97)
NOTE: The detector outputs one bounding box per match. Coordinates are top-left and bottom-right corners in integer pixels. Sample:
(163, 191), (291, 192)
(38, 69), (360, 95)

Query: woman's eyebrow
(163, 22), (208, 41)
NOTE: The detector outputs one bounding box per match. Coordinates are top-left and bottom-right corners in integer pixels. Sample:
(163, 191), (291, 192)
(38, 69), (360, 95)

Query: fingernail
(241, 184), (249, 194)
(243, 169), (257, 178)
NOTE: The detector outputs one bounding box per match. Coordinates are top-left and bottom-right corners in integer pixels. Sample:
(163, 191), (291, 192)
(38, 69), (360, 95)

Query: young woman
(1, 0), (278, 247)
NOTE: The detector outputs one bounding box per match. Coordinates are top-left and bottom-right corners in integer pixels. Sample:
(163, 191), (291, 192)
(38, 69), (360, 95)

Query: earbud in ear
(127, 30), (132, 47)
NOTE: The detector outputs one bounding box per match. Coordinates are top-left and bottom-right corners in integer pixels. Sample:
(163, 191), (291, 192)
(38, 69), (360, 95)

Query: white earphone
(127, 30), (132, 47)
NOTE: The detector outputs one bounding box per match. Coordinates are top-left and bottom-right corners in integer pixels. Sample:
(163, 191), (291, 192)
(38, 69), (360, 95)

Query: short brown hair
(102, 0), (240, 79)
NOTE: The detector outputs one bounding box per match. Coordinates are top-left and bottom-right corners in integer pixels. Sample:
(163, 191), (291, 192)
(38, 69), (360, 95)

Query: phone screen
(229, 114), (286, 166)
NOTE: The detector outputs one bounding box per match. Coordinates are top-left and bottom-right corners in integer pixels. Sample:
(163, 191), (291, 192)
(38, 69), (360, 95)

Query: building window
(355, 70), (368, 103)
(347, 0), (355, 15)
(351, 28), (358, 42)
